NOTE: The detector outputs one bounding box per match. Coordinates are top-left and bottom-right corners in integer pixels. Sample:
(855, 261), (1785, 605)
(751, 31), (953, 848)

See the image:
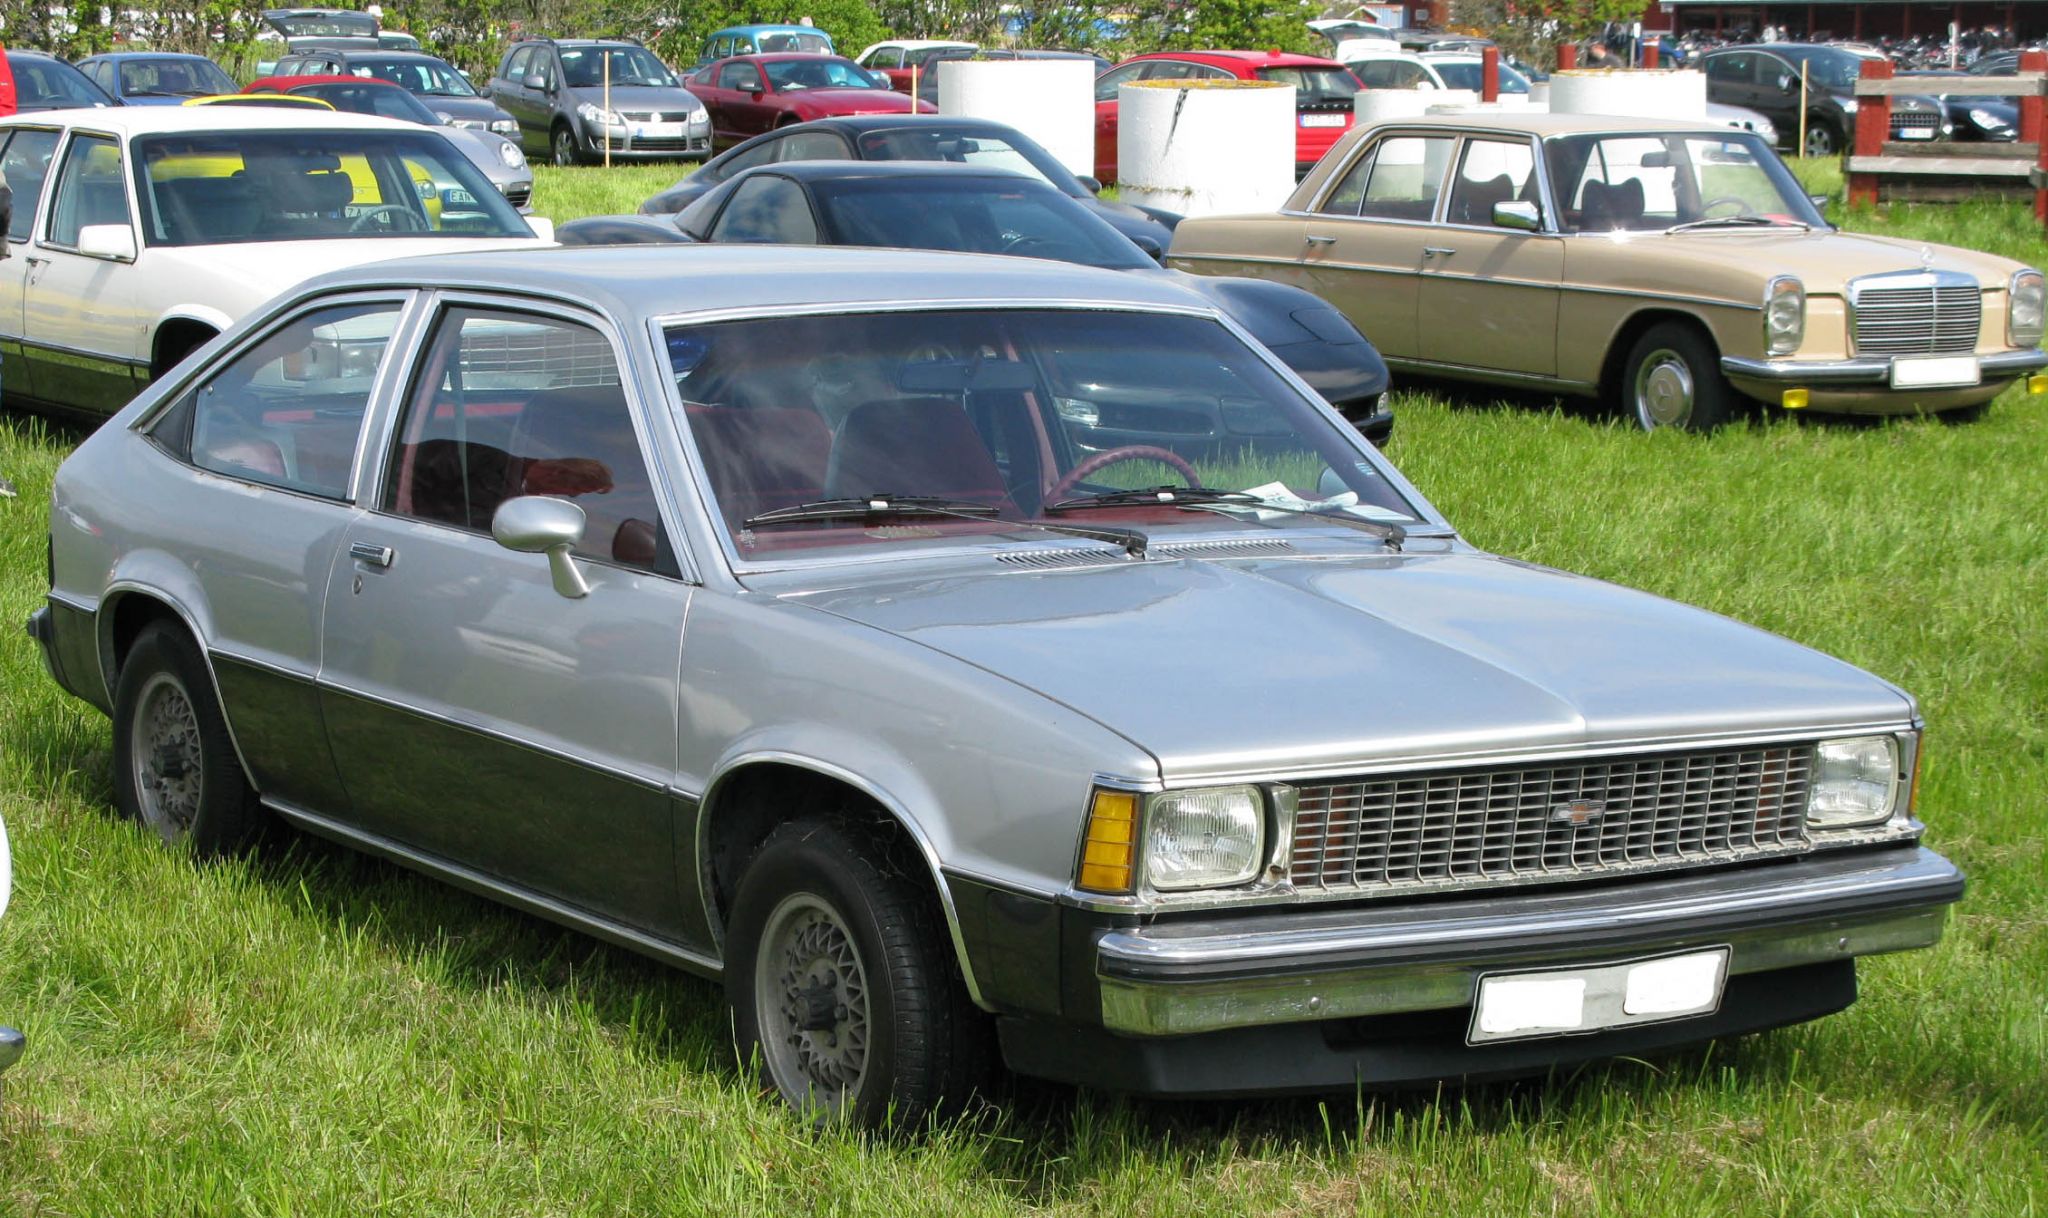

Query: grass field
(0, 158), (2043, 1215)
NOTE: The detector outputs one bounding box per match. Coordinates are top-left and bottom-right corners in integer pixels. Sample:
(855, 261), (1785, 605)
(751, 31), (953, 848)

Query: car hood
(785, 550), (1911, 781)
(422, 95), (510, 124)
(1568, 227), (2027, 298)
(572, 84), (702, 111)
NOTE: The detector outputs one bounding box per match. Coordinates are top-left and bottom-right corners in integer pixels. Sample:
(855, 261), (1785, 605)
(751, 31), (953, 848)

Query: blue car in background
(77, 52), (238, 105)
(697, 24), (834, 63)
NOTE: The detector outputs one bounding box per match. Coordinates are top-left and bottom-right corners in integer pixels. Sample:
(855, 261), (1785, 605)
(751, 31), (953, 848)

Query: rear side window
(710, 175), (818, 243)
(1342, 135), (1454, 221)
(0, 128), (62, 243)
(171, 300), (404, 498)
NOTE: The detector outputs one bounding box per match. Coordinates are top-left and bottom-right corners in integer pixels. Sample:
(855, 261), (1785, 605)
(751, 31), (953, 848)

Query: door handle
(1304, 234), (1338, 246)
(1423, 246), (1458, 259)
(349, 541), (394, 568)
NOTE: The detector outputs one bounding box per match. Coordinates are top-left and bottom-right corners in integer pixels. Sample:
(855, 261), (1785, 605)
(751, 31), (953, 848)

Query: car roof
(0, 104), (428, 136)
(764, 113), (1022, 134)
(294, 49), (442, 62)
(1357, 111), (1752, 137)
(80, 51), (218, 62)
(714, 24), (828, 35)
(861, 40), (974, 52)
(301, 245), (1208, 319)
(1129, 49), (1346, 69)
(743, 159), (1039, 184)
(726, 52), (855, 63)
(254, 73), (406, 89)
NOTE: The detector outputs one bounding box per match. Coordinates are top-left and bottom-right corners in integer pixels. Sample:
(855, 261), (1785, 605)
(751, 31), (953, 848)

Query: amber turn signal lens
(1782, 388), (1810, 410)
(1077, 788), (1138, 893)
(2028, 374), (2048, 395)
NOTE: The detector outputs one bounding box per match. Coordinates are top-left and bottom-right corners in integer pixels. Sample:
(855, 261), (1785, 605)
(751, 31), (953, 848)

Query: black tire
(551, 123), (583, 167)
(1621, 321), (1738, 432)
(111, 622), (262, 856)
(726, 818), (989, 1127)
(1804, 118), (1843, 158)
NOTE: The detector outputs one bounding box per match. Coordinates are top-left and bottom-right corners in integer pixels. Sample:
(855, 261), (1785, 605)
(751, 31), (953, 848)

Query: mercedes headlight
(497, 138), (526, 168)
(2008, 268), (2044, 346)
(1764, 275), (1805, 356)
(576, 102), (623, 127)
(490, 118), (519, 137)
(1808, 735), (1903, 829)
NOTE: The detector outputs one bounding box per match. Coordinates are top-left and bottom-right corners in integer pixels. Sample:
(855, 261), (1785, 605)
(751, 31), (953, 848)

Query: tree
(1445, 0), (1644, 69)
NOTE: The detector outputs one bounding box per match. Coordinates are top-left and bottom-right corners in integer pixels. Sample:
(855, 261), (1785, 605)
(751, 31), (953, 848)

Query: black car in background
(574, 161), (1392, 443)
(1903, 69), (2020, 141)
(1700, 44), (1949, 155)
(5, 51), (118, 111)
(636, 114), (1179, 251)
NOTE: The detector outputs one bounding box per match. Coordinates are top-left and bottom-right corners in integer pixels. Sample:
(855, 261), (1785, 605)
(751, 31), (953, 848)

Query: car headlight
(497, 139), (525, 169)
(1075, 784), (1265, 893)
(1764, 275), (1805, 356)
(1808, 735), (1904, 829)
(491, 118), (519, 137)
(691, 107), (709, 125)
(1969, 107), (2011, 131)
(2008, 268), (2044, 346)
(1753, 118), (1778, 143)
(576, 102), (623, 127)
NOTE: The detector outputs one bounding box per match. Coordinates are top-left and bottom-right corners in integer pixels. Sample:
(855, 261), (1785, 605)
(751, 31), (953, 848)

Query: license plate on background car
(640, 122), (685, 138)
(1891, 355), (1982, 388)
(1300, 114), (1346, 127)
(1466, 947), (1730, 1044)
(1895, 127), (1936, 140)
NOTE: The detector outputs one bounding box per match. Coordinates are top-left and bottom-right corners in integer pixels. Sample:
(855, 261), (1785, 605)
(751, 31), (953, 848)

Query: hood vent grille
(995, 538), (1297, 569)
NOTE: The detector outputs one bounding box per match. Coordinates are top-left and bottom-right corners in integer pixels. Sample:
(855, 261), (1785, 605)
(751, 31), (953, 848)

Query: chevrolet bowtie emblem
(1550, 799), (1606, 826)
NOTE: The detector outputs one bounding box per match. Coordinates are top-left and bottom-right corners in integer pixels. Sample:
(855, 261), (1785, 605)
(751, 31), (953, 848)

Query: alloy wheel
(129, 671), (204, 844)
(754, 892), (871, 1117)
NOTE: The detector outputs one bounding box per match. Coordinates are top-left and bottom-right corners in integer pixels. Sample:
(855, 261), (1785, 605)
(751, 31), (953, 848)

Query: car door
(318, 299), (695, 939)
(1416, 135), (1561, 376)
(22, 130), (146, 416)
(1294, 130), (1456, 360)
(715, 61), (772, 145)
(141, 294), (413, 816)
(496, 46), (540, 150)
(0, 126), (61, 405)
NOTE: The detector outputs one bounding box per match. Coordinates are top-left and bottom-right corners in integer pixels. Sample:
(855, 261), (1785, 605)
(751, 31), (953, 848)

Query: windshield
(293, 81), (438, 123)
(668, 308), (1417, 559)
(349, 56), (476, 96)
(765, 57), (885, 90)
(271, 12), (377, 37)
(561, 46), (679, 88)
(856, 127), (1076, 193)
(134, 130), (532, 246)
(811, 177), (1150, 268)
(120, 57), (237, 97)
(13, 58), (115, 108)
(757, 31), (833, 54)
(1545, 131), (1825, 233)
(1255, 66), (1360, 103)
(1431, 60), (1531, 93)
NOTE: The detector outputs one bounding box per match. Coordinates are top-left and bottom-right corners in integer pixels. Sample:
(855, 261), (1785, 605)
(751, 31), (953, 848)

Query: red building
(1645, 1), (2048, 41)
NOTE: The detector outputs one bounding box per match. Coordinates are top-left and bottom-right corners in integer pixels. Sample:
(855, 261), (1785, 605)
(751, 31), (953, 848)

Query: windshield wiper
(1665, 214), (1811, 235)
(743, 495), (1151, 556)
(1049, 484), (1407, 551)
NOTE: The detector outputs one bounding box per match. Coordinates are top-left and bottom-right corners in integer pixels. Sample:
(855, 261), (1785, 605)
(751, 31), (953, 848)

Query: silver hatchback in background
(29, 245), (1961, 1126)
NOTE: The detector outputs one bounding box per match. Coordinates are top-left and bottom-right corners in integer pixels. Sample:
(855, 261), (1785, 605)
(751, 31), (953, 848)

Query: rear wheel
(725, 818), (988, 1127)
(111, 623), (262, 855)
(1622, 321), (1737, 432)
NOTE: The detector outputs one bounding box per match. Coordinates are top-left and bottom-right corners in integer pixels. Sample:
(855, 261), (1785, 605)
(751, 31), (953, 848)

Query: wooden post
(2028, 50), (2048, 220)
(1481, 45), (1500, 101)
(1847, 56), (1890, 206)
(1643, 39), (1659, 69)
(1557, 41), (1578, 71)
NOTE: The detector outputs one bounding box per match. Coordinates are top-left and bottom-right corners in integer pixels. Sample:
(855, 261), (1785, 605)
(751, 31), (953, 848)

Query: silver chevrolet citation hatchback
(29, 245), (1962, 1125)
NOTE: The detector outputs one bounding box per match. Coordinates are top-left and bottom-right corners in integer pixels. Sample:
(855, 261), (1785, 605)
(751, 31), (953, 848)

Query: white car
(0, 810), (20, 1078)
(0, 106), (553, 421)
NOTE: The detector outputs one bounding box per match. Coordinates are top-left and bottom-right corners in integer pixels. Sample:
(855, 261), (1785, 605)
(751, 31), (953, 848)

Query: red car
(688, 54), (933, 149)
(1092, 50), (1360, 183)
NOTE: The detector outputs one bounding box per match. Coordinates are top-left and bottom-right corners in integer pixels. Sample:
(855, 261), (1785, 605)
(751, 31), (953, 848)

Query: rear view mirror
(1492, 200), (1541, 232)
(76, 224), (137, 262)
(1078, 174), (1103, 193)
(492, 496), (589, 598)
(1131, 233), (1165, 263)
(523, 72), (549, 91)
(1778, 74), (1797, 93)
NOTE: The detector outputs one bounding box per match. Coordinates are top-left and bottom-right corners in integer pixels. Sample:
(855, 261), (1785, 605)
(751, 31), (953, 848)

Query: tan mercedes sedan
(1167, 112), (2048, 430)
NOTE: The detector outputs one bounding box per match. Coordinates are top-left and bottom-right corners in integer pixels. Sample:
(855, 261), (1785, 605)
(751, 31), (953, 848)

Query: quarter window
(1444, 138), (1536, 227)
(46, 134), (132, 247)
(710, 176), (819, 243)
(172, 301), (403, 498)
(0, 129), (62, 244)
(504, 46), (532, 80)
(384, 308), (667, 571)
(775, 130), (852, 161)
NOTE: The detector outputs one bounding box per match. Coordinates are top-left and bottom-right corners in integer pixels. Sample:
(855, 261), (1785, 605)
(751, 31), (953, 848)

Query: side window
(504, 46), (531, 81)
(1, 129), (62, 244)
(719, 62), (761, 91)
(1706, 53), (1750, 84)
(46, 134), (132, 248)
(717, 137), (782, 179)
(86, 61), (113, 90)
(177, 301), (403, 497)
(1444, 138), (1536, 226)
(1356, 135), (1455, 222)
(384, 308), (666, 571)
(1758, 55), (1793, 87)
(774, 130), (851, 161)
(532, 51), (555, 90)
(1319, 144), (1375, 216)
(709, 176), (819, 243)
(1095, 63), (1144, 102)
(871, 48), (901, 69)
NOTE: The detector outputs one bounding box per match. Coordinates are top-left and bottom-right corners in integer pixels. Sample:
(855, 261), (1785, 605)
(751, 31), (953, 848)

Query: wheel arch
(695, 748), (989, 1009)
(94, 577), (258, 791)
(149, 308), (231, 381)
(1598, 306), (1725, 401)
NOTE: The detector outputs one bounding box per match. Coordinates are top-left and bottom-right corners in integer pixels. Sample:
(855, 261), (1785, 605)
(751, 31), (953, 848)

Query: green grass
(1, 169), (2045, 1215)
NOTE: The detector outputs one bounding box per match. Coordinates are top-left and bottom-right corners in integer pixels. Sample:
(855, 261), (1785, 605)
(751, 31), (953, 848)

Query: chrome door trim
(266, 797), (725, 978)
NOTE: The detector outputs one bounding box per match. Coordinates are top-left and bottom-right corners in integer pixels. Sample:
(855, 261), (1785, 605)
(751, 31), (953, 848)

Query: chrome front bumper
(1722, 348), (2048, 384)
(1096, 846), (1961, 1036)
(0, 1026), (23, 1074)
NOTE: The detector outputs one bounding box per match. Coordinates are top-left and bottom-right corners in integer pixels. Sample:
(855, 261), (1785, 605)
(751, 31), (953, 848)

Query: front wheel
(725, 819), (988, 1127)
(1622, 322), (1737, 432)
(1804, 119), (1843, 157)
(111, 623), (262, 855)
(551, 124), (583, 167)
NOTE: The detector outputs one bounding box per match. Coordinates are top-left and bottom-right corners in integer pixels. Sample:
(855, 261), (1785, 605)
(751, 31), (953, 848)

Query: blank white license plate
(1467, 947), (1729, 1044)
(638, 122), (685, 137)
(1300, 114), (1346, 127)
(1891, 355), (1982, 388)
(1895, 127), (1936, 140)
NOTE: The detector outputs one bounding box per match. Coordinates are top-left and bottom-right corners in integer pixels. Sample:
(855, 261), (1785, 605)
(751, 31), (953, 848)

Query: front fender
(1178, 273), (1391, 411)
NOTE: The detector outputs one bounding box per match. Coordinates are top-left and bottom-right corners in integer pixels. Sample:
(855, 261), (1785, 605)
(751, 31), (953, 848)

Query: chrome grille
(1891, 110), (1940, 132)
(1289, 744), (1813, 893)
(1850, 272), (1982, 356)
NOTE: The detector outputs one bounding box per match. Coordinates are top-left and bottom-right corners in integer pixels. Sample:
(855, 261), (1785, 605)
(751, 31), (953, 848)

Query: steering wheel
(1699, 195), (1751, 219)
(350, 204), (429, 233)
(1047, 445), (1203, 503)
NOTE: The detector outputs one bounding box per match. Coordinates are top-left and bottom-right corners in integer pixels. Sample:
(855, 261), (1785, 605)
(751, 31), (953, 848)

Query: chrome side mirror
(1492, 200), (1542, 232)
(492, 495), (589, 598)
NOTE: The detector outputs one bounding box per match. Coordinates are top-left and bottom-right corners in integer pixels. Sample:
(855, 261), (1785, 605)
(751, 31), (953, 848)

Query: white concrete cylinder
(937, 58), (1096, 179)
(1353, 89), (1434, 125)
(1548, 69), (1707, 120)
(1117, 79), (1294, 217)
